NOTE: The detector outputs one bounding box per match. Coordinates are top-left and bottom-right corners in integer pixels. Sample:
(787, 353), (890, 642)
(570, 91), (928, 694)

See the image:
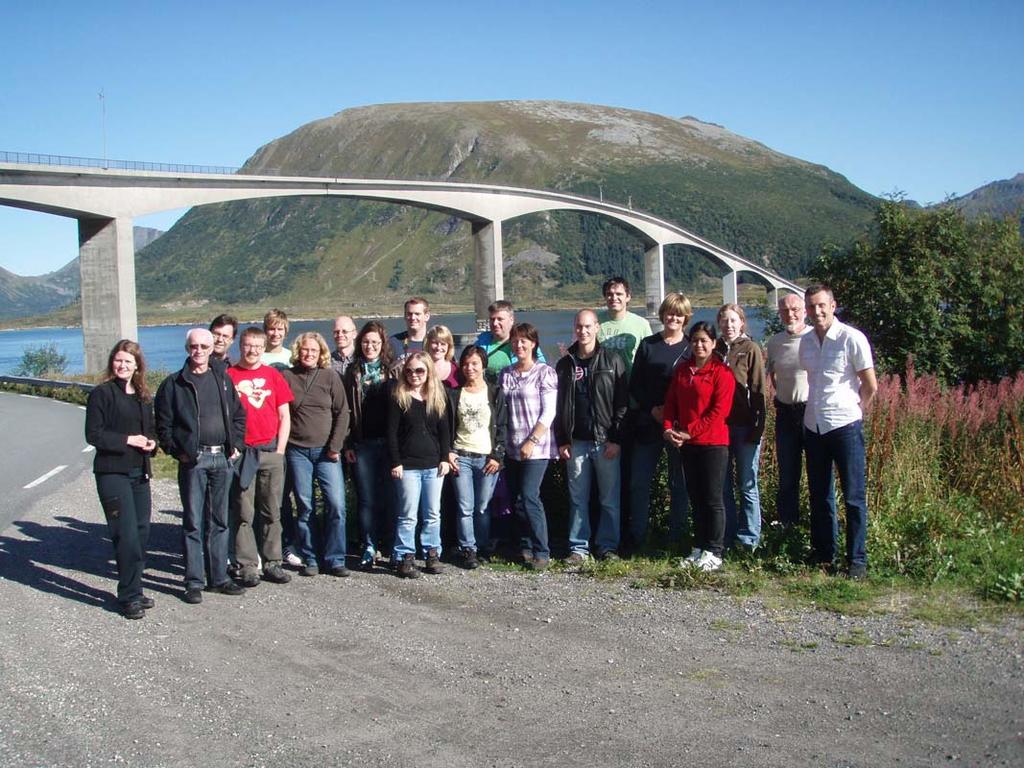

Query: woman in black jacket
(85, 340), (157, 620)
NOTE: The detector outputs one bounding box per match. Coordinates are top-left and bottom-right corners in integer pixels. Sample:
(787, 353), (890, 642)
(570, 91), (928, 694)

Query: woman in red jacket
(662, 321), (736, 572)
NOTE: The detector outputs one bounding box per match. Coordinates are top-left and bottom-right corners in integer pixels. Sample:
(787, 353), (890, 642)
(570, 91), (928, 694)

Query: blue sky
(2, 0), (1021, 275)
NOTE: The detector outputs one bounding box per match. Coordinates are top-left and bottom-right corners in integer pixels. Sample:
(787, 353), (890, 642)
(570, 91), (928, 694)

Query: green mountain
(136, 101), (879, 312)
(941, 172), (1024, 231)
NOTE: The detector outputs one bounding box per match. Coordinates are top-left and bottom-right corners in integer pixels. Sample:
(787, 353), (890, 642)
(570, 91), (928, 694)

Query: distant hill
(136, 101), (879, 313)
(0, 227), (163, 320)
(939, 173), (1024, 230)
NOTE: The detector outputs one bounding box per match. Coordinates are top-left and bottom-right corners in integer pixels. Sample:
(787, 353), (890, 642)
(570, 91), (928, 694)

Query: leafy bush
(14, 342), (68, 378)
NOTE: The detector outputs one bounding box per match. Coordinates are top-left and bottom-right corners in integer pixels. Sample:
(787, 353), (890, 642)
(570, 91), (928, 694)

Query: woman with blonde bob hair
(387, 351), (451, 578)
(282, 331), (351, 577)
(426, 324), (459, 388)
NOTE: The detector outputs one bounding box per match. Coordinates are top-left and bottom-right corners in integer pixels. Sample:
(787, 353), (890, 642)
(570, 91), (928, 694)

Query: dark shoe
(262, 564), (292, 584)
(424, 548), (444, 574)
(847, 563), (867, 580)
(600, 551), (621, 562)
(122, 601), (145, 620)
(301, 564), (320, 577)
(528, 557), (550, 571)
(240, 572), (261, 588)
(183, 588), (203, 605)
(565, 551), (588, 566)
(397, 553), (420, 579)
(210, 580), (246, 596)
(520, 549), (534, 565)
(139, 595), (155, 610)
(462, 548), (479, 570)
(328, 564), (351, 578)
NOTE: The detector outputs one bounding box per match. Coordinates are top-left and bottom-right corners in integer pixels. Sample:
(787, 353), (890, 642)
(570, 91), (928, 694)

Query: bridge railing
(0, 151), (239, 176)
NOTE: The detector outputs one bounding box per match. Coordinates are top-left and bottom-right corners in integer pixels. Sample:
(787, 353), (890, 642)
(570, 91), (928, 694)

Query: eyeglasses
(405, 367), (428, 376)
(188, 344), (212, 350)
(335, 328), (357, 335)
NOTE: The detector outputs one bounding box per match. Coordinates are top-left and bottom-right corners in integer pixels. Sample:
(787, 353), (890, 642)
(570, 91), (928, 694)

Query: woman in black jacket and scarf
(85, 340), (157, 620)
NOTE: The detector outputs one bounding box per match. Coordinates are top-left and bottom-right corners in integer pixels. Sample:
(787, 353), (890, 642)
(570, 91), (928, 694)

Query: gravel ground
(0, 471), (1020, 768)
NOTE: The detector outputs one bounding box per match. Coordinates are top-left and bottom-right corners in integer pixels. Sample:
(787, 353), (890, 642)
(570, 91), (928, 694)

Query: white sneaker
(680, 548), (703, 568)
(284, 550), (302, 567)
(695, 551), (723, 572)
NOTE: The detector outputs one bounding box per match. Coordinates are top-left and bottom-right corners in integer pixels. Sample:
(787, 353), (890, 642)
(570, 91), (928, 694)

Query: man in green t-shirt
(596, 277), (652, 376)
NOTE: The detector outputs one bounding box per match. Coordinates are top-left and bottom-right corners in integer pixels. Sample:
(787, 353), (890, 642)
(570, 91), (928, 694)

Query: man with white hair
(156, 327), (248, 604)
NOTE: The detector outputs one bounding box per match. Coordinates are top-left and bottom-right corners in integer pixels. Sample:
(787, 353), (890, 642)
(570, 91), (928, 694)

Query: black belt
(455, 449), (488, 459)
(774, 399), (806, 410)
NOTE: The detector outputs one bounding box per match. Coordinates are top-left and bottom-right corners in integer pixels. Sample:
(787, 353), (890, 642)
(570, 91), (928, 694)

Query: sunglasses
(405, 367), (428, 375)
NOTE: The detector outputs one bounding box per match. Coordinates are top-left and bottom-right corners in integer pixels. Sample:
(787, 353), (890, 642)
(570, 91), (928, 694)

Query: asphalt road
(0, 391), (93, 532)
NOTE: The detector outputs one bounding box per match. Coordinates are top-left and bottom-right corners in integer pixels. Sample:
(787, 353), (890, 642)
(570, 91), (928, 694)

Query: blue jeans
(352, 438), (394, 554)
(805, 421), (868, 567)
(629, 439), (689, 548)
(393, 468), (444, 558)
(286, 445), (347, 569)
(453, 454), (499, 552)
(178, 450), (232, 590)
(724, 425), (762, 549)
(775, 401), (835, 527)
(506, 458), (551, 559)
(566, 440), (621, 556)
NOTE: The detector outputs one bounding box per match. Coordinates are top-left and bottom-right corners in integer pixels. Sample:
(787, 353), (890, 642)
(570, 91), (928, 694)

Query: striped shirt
(498, 362), (559, 460)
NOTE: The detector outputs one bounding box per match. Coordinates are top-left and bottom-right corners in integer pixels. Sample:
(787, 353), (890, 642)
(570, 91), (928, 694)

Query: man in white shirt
(766, 293), (833, 528)
(799, 284), (877, 578)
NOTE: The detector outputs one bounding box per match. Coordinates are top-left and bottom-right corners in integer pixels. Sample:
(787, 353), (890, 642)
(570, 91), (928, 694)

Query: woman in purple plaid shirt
(498, 322), (559, 570)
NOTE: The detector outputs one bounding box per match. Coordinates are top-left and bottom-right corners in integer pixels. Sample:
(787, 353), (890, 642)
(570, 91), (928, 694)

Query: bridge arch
(0, 160), (801, 370)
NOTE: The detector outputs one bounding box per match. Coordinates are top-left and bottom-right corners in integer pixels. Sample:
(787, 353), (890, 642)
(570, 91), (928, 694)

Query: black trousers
(680, 444), (728, 556)
(95, 470), (152, 604)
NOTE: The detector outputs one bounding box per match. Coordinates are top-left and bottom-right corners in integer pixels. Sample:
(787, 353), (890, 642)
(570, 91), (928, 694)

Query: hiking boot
(565, 551), (588, 566)
(424, 548), (444, 574)
(240, 570), (261, 588)
(520, 549), (535, 565)
(122, 601), (145, 620)
(695, 551), (723, 572)
(300, 564), (319, 577)
(262, 563), (292, 584)
(209, 580), (246, 596)
(139, 595), (155, 610)
(847, 563), (867, 580)
(328, 564), (351, 578)
(462, 548), (480, 570)
(528, 557), (550, 571)
(600, 551), (621, 562)
(183, 588), (203, 604)
(397, 553), (420, 579)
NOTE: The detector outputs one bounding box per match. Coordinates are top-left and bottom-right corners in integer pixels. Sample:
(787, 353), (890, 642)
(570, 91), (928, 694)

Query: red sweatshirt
(662, 356), (735, 446)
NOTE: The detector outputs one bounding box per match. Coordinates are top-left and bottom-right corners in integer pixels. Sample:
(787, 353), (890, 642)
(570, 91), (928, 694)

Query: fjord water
(0, 308), (765, 376)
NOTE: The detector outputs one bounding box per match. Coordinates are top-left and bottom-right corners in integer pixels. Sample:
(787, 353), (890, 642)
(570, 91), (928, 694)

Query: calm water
(0, 308), (765, 375)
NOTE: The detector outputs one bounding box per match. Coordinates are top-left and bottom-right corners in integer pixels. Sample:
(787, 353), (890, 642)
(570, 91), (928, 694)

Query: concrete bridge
(0, 155), (801, 371)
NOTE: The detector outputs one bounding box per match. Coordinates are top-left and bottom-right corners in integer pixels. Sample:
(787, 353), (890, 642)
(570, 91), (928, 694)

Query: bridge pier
(643, 242), (665, 322)
(79, 216), (138, 373)
(722, 270), (738, 306)
(472, 219), (503, 329)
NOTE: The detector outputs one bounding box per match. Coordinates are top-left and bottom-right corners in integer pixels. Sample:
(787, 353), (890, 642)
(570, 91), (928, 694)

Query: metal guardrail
(0, 151), (239, 176)
(0, 374), (94, 392)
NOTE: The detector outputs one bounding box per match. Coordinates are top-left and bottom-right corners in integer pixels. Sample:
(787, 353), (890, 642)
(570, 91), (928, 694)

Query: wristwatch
(527, 434), (541, 445)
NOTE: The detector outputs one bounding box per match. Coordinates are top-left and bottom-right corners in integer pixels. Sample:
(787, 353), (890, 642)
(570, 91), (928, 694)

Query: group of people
(84, 280), (876, 620)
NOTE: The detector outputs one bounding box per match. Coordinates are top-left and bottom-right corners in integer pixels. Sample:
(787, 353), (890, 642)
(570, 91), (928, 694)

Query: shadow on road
(0, 511), (184, 613)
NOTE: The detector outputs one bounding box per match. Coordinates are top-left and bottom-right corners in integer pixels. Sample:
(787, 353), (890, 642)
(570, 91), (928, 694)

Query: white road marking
(23, 465), (68, 489)
(82, 445), (95, 453)
(19, 394), (40, 399)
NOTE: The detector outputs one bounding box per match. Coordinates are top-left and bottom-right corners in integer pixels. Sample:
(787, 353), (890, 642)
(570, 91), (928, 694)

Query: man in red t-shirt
(227, 326), (294, 585)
